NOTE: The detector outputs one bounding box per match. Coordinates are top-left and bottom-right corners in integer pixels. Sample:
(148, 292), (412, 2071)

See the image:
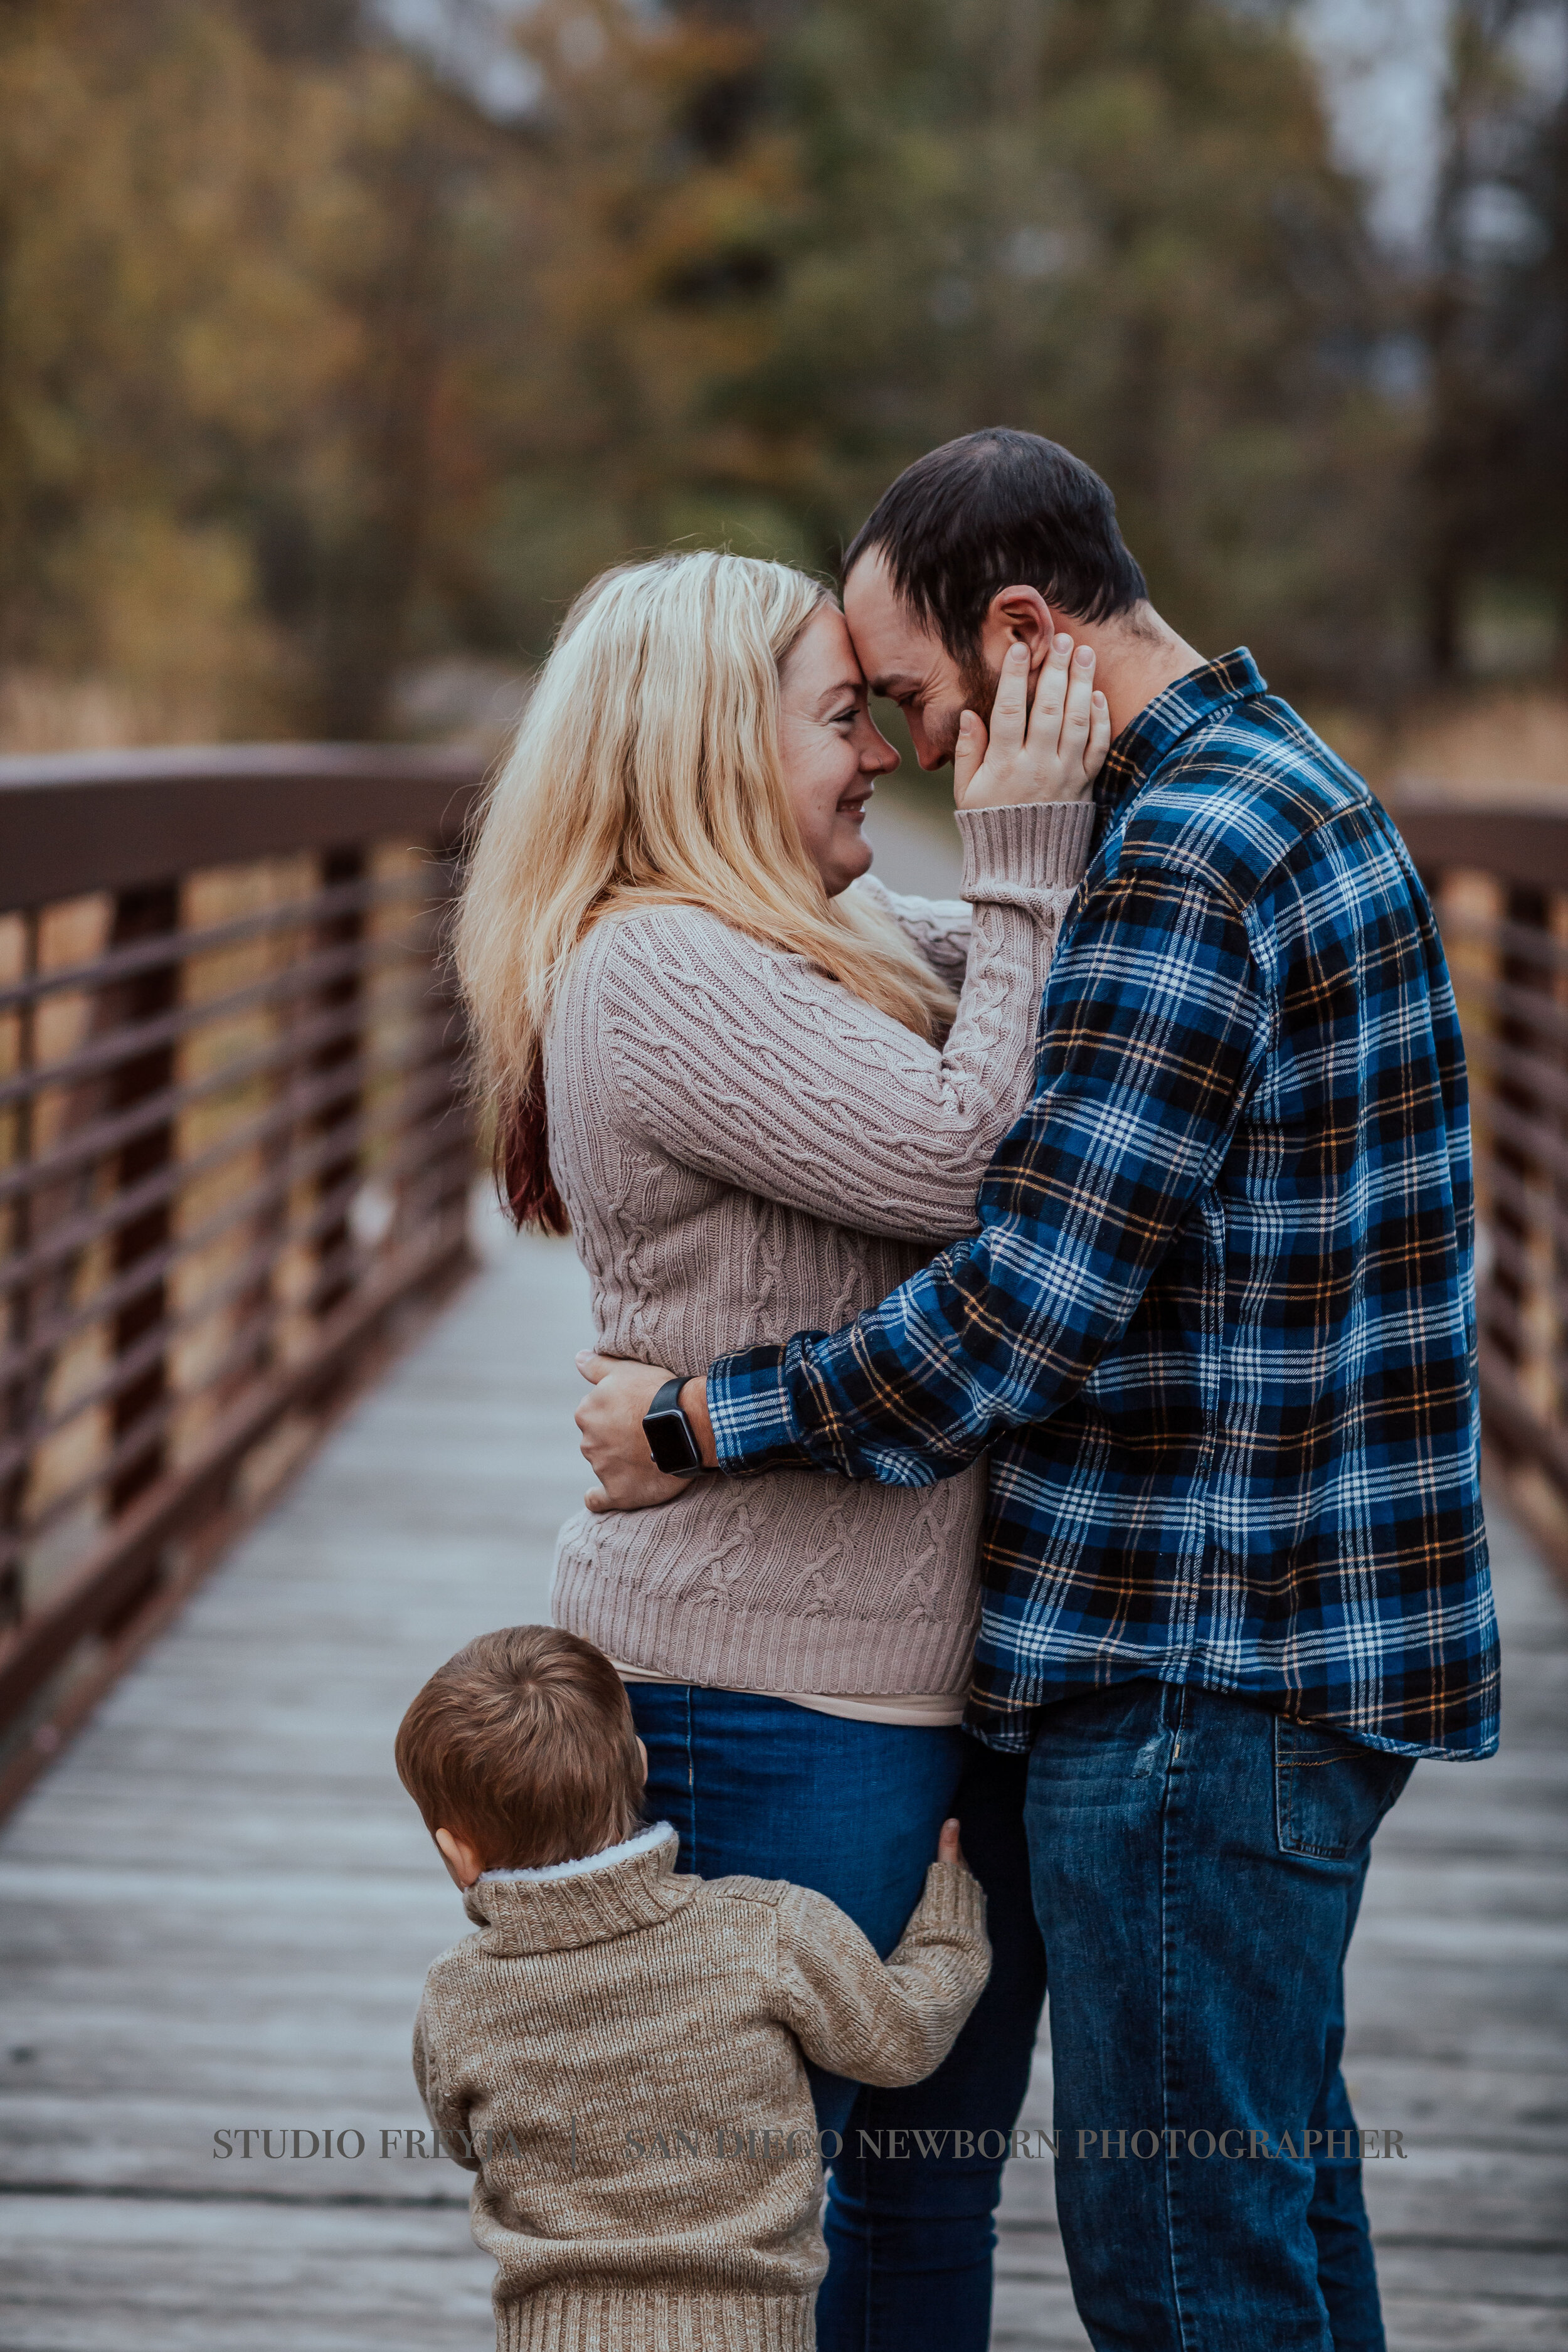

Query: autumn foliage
(0, 0), (1560, 748)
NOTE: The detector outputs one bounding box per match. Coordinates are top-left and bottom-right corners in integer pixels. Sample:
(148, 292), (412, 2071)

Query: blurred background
(0, 0), (1564, 802)
(3, 18), (1567, 2346)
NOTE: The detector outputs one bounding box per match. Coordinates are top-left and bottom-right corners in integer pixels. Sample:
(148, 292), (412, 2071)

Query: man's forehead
(842, 544), (899, 620)
(843, 549), (940, 689)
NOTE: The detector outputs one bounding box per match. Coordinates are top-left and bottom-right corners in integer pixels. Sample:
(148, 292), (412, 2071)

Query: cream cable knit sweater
(413, 1822), (990, 2351)
(546, 798), (1094, 1700)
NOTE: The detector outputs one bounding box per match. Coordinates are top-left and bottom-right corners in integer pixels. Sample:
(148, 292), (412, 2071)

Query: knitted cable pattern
(545, 799), (1094, 1699)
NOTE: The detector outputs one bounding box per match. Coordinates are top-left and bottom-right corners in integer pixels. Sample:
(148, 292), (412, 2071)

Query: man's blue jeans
(627, 1683), (1046, 2352)
(1026, 1677), (1414, 2352)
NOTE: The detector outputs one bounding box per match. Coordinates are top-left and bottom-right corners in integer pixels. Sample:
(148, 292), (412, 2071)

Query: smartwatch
(642, 1377), (714, 1477)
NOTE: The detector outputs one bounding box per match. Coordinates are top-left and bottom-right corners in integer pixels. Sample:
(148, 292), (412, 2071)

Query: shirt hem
(611, 1659), (965, 1728)
(965, 1661), (1502, 1761)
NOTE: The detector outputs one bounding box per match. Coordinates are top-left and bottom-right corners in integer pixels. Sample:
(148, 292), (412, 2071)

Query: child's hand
(937, 1818), (967, 1872)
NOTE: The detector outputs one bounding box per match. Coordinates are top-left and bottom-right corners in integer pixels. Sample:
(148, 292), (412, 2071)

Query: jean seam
(1275, 1715), (1297, 1853)
(864, 2191), (876, 2352)
(1159, 1684), (1197, 2352)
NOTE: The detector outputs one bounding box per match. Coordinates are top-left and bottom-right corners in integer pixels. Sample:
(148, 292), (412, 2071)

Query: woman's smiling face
(777, 603), (901, 898)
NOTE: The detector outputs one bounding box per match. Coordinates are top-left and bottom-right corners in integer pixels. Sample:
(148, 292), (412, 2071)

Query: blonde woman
(455, 551), (1106, 2351)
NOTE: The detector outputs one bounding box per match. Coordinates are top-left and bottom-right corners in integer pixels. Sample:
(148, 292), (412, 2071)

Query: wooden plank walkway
(2, 793), (1565, 2348)
(1, 1209), (1565, 2349)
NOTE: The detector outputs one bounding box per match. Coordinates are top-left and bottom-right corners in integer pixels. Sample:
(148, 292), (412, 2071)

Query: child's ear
(435, 1826), (486, 1888)
(635, 1736), (649, 1791)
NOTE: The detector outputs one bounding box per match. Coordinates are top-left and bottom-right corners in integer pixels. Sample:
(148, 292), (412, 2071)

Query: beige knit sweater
(546, 799), (1094, 1700)
(413, 1821), (990, 2351)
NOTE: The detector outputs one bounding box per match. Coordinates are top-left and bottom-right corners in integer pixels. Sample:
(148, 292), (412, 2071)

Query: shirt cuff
(956, 799), (1096, 901)
(707, 1344), (810, 1473)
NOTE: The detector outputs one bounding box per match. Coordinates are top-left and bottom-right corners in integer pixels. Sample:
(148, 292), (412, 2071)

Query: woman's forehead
(783, 604), (863, 702)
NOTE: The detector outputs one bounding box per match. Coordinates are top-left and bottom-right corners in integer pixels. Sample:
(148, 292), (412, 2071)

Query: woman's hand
(954, 633), (1110, 809)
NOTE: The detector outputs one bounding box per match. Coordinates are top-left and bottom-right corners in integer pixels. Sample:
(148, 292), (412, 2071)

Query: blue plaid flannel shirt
(709, 651), (1499, 1759)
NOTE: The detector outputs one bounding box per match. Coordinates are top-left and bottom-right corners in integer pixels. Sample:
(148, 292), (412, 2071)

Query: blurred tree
(260, 55), (495, 736)
(0, 2), (344, 726)
(235, 0), (362, 60)
(1419, 1), (1540, 678)
(0, 0), (507, 734)
(712, 0), (1412, 696)
(1420, 0), (1567, 679)
(1509, 28), (1568, 672)
(4, 0), (1557, 740)
(462, 0), (807, 646)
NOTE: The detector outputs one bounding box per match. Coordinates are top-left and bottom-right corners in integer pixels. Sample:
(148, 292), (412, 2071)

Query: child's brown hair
(395, 1626), (643, 1870)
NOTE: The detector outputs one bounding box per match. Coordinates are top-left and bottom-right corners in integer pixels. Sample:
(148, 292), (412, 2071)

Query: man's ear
(980, 584), (1055, 677)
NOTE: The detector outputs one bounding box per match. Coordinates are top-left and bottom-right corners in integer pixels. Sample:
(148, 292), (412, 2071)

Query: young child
(395, 1624), (991, 2352)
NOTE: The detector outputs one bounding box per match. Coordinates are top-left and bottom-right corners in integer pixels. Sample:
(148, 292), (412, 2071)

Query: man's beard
(931, 650), (999, 766)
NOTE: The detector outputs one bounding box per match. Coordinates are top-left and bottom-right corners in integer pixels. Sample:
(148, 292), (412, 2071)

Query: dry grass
(1300, 687), (1568, 812)
(1387, 688), (1568, 808)
(0, 669), (226, 755)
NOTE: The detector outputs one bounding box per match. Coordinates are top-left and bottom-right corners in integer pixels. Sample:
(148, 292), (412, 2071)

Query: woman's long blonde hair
(455, 549), (956, 1230)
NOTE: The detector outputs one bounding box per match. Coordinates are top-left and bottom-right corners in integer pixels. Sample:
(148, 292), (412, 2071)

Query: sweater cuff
(956, 800), (1096, 901)
(917, 1858), (988, 1937)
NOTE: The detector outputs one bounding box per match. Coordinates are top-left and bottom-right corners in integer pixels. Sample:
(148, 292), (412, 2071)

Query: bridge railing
(1401, 807), (1568, 1558)
(0, 744), (484, 1808)
(0, 773), (1559, 1806)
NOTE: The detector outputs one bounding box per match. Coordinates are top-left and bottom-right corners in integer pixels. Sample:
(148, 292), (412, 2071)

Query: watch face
(644, 1407), (701, 1476)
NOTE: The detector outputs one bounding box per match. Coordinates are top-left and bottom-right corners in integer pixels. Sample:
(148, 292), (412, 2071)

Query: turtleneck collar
(460, 1821), (692, 1954)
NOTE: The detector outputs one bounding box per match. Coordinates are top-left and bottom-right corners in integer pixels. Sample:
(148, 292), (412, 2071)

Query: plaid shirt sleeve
(707, 861), (1269, 1481)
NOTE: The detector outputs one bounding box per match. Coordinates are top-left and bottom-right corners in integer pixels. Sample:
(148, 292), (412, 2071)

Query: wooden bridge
(0, 751), (1565, 2349)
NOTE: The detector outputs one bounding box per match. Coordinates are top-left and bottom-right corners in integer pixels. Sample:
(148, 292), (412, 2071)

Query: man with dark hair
(842, 426), (1153, 759)
(578, 428), (1499, 2349)
(842, 426), (1186, 778)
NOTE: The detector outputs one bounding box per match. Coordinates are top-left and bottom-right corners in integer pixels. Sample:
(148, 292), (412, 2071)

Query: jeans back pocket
(1273, 1717), (1415, 1860)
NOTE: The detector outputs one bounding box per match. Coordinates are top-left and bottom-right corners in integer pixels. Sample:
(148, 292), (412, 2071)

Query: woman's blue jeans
(627, 1683), (1046, 2352)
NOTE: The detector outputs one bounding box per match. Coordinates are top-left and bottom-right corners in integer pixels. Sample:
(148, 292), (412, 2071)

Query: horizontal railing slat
(0, 866), (437, 1015)
(1399, 806), (1568, 895)
(0, 983), (445, 1209)
(0, 1079), (465, 1396)
(0, 743), (484, 1807)
(0, 924), (443, 1115)
(0, 1124), (473, 1490)
(2, 1016), (459, 1294)
(0, 1217), (473, 1731)
(0, 743), (482, 908)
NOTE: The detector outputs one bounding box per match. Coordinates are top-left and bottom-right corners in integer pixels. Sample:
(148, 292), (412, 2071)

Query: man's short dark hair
(842, 428), (1148, 659)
